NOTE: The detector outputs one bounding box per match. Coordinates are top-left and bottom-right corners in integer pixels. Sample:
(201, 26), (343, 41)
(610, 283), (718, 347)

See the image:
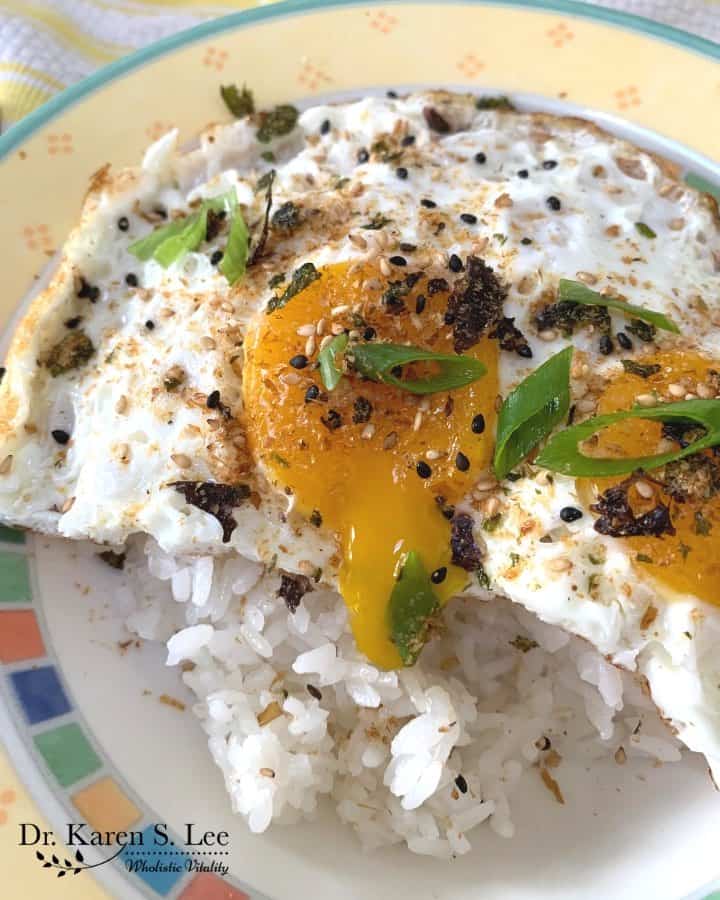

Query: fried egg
(1, 91), (720, 779)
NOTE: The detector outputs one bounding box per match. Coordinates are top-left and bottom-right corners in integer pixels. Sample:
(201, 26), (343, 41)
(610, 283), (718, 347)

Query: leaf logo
(34, 847), (95, 877)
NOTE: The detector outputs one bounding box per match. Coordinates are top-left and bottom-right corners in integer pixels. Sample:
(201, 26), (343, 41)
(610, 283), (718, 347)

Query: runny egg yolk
(243, 261), (498, 668)
(583, 350), (720, 604)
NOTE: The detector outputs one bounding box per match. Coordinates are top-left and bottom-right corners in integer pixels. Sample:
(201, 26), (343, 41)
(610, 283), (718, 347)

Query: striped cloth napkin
(0, 0), (718, 129)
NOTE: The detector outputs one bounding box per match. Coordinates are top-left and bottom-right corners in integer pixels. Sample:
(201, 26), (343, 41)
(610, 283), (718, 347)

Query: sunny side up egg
(1, 91), (720, 776)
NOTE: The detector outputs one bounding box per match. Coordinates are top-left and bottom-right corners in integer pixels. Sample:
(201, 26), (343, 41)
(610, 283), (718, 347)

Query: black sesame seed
(395, 166), (408, 180)
(307, 684), (322, 700)
(289, 354), (309, 369)
(416, 460), (432, 479)
(598, 334), (614, 355)
(517, 169), (529, 179)
(427, 277), (449, 295)
(357, 148), (369, 164)
(560, 506), (583, 523)
(543, 160), (558, 170)
(210, 250), (224, 265)
(401, 134), (416, 147)
(448, 254), (463, 273)
(125, 273), (138, 287)
(431, 566), (447, 585)
(460, 213), (477, 224)
(415, 295), (426, 314)
(399, 242), (417, 253)
(386, 89), (398, 98)
(64, 316), (82, 329)
(546, 195), (562, 211)
(390, 366), (403, 378)
(305, 384), (320, 402)
(363, 327), (376, 341)
(117, 216), (129, 232)
(389, 255), (407, 267)
(617, 331), (633, 350)
(320, 118), (331, 135)
(89, 286), (100, 302)
(51, 429), (70, 445)
(517, 345), (533, 359)
(455, 774), (468, 794)
(455, 452), (470, 472)
(206, 390), (221, 409)
(153, 205), (167, 219)
(520, 237), (533, 246)
(145, 320), (155, 330)
(471, 413), (486, 434)
(0, 368), (6, 384)
(420, 198), (437, 209)
(474, 151), (487, 164)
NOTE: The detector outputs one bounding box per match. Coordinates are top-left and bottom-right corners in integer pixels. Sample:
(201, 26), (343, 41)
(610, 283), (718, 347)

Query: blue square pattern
(123, 825), (189, 896)
(10, 666), (71, 724)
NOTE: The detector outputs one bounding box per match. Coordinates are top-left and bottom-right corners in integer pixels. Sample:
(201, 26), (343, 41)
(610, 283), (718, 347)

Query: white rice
(120, 537), (682, 858)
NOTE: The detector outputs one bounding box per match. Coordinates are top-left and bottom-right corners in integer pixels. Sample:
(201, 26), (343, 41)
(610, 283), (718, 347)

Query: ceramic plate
(1, 3), (719, 899)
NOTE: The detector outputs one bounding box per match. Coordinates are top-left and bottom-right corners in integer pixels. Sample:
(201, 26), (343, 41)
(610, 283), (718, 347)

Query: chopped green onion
(493, 347), (572, 480)
(318, 333), (348, 391)
(220, 83), (255, 118)
(219, 206), (249, 285)
(635, 222), (657, 239)
(128, 190), (238, 269)
(349, 343), (486, 395)
(388, 551), (440, 666)
(535, 399), (720, 477)
(558, 279), (678, 334)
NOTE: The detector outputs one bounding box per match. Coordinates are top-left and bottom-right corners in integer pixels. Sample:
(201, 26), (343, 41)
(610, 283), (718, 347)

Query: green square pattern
(34, 723), (101, 787)
(0, 551), (31, 603)
(0, 525), (25, 544)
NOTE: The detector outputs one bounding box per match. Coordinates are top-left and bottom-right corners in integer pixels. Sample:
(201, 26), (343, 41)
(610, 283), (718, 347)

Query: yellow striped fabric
(0, 0), (717, 128)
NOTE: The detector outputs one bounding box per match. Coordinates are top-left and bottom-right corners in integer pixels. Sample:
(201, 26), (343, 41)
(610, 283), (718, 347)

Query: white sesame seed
(635, 480), (654, 499)
(348, 330), (361, 341)
(361, 423), (375, 440)
(305, 335), (316, 357)
(331, 322), (345, 335)
(60, 496), (75, 513)
(297, 324), (315, 336)
(576, 271), (598, 285)
(316, 318), (326, 336)
(383, 431), (398, 450)
(538, 329), (558, 342)
(171, 453), (192, 469)
(393, 539), (404, 554)
(379, 257), (391, 276)
(419, 397), (431, 412)
(201, 336), (216, 350)
(413, 411), (423, 432)
(548, 557), (572, 573)
(319, 335), (334, 351)
(697, 383), (715, 399)
(475, 475), (498, 493)
(426, 449), (442, 460)
(636, 393), (657, 407)
(331, 304), (351, 317)
(577, 397), (597, 415)
(115, 395), (128, 415)
(348, 233), (368, 249)
(481, 496), (500, 517)
(280, 372), (301, 385)
(685, 392), (697, 400)
(667, 383), (685, 398)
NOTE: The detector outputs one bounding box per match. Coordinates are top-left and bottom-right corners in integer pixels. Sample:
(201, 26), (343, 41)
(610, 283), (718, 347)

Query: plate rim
(0, 0), (718, 162)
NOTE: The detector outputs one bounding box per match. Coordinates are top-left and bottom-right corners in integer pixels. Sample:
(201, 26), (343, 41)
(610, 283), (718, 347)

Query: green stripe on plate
(685, 172), (720, 202)
(34, 723), (102, 788)
(0, 525), (26, 544)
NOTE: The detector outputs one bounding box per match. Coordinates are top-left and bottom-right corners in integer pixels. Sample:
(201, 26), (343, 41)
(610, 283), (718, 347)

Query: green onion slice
(318, 333), (348, 391)
(219, 205), (250, 285)
(349, 343), (486, 395)
(388, 551), (440, 666)
(129, 191), (244, 277)
(493, 347), (572, 480)
(535, 399), (720, 477)
(558, 279), (679, 334)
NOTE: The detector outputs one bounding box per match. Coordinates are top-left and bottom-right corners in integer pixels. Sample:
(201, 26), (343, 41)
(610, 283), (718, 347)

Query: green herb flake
(636, 553), (654, 564)
(334, 177), (350, 190)
(266, 262), (321, 313)
(476, 564), (491, 589)
(621, 360), (661, 379)
(271, 452), (289, 468)
(256, 170), (275, 193)
(220, 83), (255, 119)
(349, 343), (486, 395)
(493, 346), (572, 480)
(492, 233), (507, 245)
(318, 333), (349, 391)
(261, 151), (276, 163)
(388, 551), (440, 666)
(694, 510), (712, 536)
(256, 104), (299, 143)
(361, 213), (393, 230)
(509, 552), (521, 568)
(42, 331), (95, 377)
(679, 542), (691, 560)
(268, 272), (285, 289)
(509, 635), (538, 652)
(558, 279), (678, 334)
(483, 513), (502, 533)
(587, 573), (601, 596)
(475, 95), (516, 111)
(635, 222), (657, 239)
(535, 398), (720, 478)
